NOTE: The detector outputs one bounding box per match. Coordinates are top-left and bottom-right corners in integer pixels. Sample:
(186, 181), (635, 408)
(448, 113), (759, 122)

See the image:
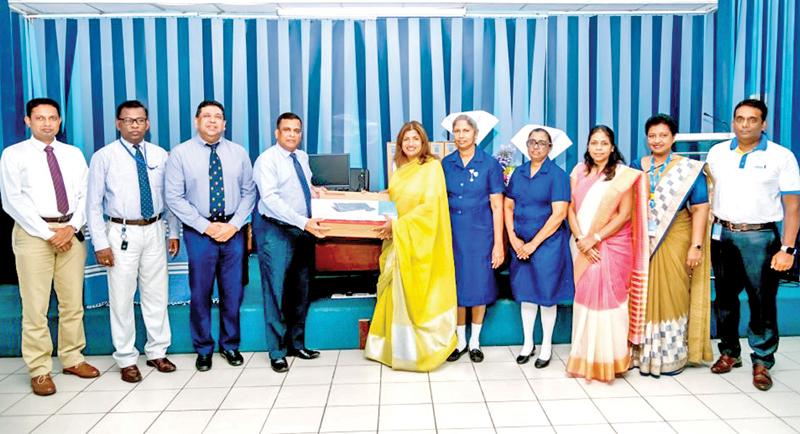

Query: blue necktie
(133, 144), (154, 218)
(291, 153), (312, 218)
(208, 143), (225, 219)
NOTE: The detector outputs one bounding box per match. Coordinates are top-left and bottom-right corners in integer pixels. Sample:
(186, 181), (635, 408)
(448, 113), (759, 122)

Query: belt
(209, 214), (235, 223)
(108, 215), (161, 226)
(41, 214), (73, 223)
(716, 218), (777, 232)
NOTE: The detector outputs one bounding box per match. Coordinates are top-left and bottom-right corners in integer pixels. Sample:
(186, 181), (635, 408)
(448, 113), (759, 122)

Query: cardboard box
(385, 141), (455, 180)
(312, 190), (396, 239)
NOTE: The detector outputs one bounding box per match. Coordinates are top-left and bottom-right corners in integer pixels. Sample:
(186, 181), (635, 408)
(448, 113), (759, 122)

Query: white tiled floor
(1, 338), (800, 433)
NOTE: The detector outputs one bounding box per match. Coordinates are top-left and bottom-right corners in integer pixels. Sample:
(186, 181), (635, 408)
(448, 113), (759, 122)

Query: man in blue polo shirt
(705, 98), (800, 391)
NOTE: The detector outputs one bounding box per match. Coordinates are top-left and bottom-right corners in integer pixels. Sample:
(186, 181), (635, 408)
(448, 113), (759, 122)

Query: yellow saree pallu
(632, 159), (713, 376)
(567, 164), (649, 383)
(364, 159), (457, 372)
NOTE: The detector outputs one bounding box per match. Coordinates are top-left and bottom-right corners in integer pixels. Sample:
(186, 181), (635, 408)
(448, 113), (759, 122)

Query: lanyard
(648, 153), (671, 208)
(119, 140), (157, 170)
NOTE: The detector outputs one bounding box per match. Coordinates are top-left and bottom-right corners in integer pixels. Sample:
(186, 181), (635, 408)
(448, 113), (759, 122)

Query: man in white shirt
(0, 98), (100, 396)
(252, 112), (328, 372)
(87, 100), (181, 383)
(705, 98), (800, 391)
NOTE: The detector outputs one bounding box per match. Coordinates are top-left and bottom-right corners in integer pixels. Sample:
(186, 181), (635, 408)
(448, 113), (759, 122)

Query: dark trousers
(711, 226), (781, 368)
(254, 215), (314, 359)
(183, 225), (245, 355)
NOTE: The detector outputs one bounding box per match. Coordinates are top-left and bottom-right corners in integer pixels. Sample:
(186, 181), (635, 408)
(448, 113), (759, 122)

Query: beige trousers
(12, 223), (87, 377)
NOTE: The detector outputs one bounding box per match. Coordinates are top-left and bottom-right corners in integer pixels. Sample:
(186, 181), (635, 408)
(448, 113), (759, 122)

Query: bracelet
(593, 233), (602, 243)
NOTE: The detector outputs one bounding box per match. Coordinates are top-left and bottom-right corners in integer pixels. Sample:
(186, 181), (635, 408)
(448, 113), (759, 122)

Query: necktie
(44, 145), (69, 215)
(208, 143), (225, 220)
(133, 144), (154, 218)
(291, 153), (312, 218)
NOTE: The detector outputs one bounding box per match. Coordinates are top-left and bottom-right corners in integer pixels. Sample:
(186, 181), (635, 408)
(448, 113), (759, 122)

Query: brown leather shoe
(710, 354), (742, 374)
(146, 358), (176, 373)
(31, 374), (56, 396)
(120, 365), (142, 383)
(62, 361), (101, 378)
(753, 364), (773, 391)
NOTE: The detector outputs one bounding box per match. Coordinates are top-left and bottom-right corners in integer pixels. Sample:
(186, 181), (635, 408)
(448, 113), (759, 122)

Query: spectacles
(526, 139), (551, 149)
(199, 113), (225, 121)
(119, 117), (147, 126)
(734, 116), (762, 126)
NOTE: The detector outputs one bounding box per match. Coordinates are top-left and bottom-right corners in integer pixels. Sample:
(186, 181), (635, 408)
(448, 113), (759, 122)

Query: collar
(194, 135), (223, 148)
(730, 132), (768, 153)
(451, 147), (485, 168)
(119, 137), (145, 151)
(30, 136), (58, 151)
(522, 158), (552, 178)
(274, 142), (297, 158)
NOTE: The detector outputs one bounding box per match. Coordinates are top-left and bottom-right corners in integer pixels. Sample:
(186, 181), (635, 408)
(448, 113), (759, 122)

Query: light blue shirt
(87, 138), (180, 251)
(253, 143), (313, 230)
(165, 136), (256, 233)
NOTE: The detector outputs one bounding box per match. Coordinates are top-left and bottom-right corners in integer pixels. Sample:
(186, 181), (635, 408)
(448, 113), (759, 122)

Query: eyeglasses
(526, 139), (551, 149)
(734, 116), (762, 126)
(118, 117), (147, 126)
(199, 113), (225, 121)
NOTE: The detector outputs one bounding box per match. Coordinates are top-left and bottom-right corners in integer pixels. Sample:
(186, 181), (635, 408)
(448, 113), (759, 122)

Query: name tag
(711, 222), (722, 241)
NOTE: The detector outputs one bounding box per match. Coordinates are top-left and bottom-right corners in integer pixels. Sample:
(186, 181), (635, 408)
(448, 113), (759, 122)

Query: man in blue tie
(253, 112), (329, 372)
(87, 100), (181, 382)
(165, 100), (256, 371)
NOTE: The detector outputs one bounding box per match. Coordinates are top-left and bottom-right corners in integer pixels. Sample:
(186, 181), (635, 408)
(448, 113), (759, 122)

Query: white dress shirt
(86, 138), (180, 251)
(0, 137), (88, 240)
(253, 143), (314, 230)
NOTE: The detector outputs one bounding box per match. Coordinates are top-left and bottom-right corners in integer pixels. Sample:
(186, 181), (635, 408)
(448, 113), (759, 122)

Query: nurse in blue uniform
(504, 128), (574, 367)
(442, 114), (505, 363)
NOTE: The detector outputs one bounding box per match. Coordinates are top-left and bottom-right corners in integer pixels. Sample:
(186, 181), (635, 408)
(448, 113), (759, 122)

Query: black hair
(116, 100), (149, 119)
(584, 124), (626, 181)
(645, 113), (678, 151)
(733, 98), (768, 121)
(26, 98), (61, 117)
(195, 100), (226, 119)
(276, 112), (303, 129)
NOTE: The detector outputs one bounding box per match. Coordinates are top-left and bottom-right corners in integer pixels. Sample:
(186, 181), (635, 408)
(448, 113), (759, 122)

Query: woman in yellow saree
(364, 121), (458, 372)
(630, 114), (713, 376)
(567, 125), (649, 383)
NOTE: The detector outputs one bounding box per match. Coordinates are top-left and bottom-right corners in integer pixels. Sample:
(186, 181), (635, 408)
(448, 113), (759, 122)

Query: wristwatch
(780, 245), (797, 255)
(694, 244), (702, 250)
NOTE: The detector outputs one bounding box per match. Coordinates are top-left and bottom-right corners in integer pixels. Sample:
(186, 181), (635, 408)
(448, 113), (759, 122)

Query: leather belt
(716, 219), (777, 232)
(41, 214), (73, 223)
(209, 214), (234, 223)
(108, 215), (161, 226)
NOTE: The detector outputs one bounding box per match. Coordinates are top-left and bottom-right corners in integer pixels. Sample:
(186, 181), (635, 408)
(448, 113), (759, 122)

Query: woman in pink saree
(566, 125), (649, 382)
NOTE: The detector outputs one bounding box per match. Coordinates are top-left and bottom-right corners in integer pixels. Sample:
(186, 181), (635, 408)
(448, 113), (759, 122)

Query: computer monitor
(309, 153), (350, 190)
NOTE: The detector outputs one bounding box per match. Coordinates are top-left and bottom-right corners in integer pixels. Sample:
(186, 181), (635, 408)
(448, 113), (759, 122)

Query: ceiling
(9, 0), (718, 18)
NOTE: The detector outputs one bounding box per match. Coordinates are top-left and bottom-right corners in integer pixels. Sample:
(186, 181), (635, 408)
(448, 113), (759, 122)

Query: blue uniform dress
(506, 158), (574, 306)
(442, 148), (505, 307)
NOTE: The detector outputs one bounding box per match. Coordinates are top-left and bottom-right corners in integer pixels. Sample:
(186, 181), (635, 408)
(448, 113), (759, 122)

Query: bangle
(593, 233), (602, 243)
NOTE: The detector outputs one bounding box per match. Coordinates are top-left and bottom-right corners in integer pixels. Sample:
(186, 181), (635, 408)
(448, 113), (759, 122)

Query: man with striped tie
(0, 98), (100, 395)
(87, 100), (181, 383)
(252, 112), (329, 373)
(165, 100), (256, 372)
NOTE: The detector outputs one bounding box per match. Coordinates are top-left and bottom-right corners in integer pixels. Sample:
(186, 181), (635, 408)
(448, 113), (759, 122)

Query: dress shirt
(253, 143), (314, 230)
(86, 138), (181, 251)
(0, 137), (88, 240)
(165, 136), (256, 233)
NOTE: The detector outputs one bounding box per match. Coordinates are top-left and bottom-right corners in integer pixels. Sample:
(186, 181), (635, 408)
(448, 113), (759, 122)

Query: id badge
(711, 222), (723, 241)
(647, 219), (657, 237)
(120, 240), (129, 251)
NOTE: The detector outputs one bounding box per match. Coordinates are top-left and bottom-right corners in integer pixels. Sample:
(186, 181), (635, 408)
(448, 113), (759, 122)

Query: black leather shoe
(516, 346), (536, 365)
(447, 347), (467, 362)
(219, 349), (244, 366)
(469, 348), (484, 363)
(288, 348), (320, 360)
(195, 354), (212, 371)
(271, 357), (289, 373)
(534, 358), (551, 369)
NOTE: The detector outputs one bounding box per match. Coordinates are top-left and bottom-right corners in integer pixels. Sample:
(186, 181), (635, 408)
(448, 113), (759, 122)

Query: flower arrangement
(494, 143), (518, 186)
